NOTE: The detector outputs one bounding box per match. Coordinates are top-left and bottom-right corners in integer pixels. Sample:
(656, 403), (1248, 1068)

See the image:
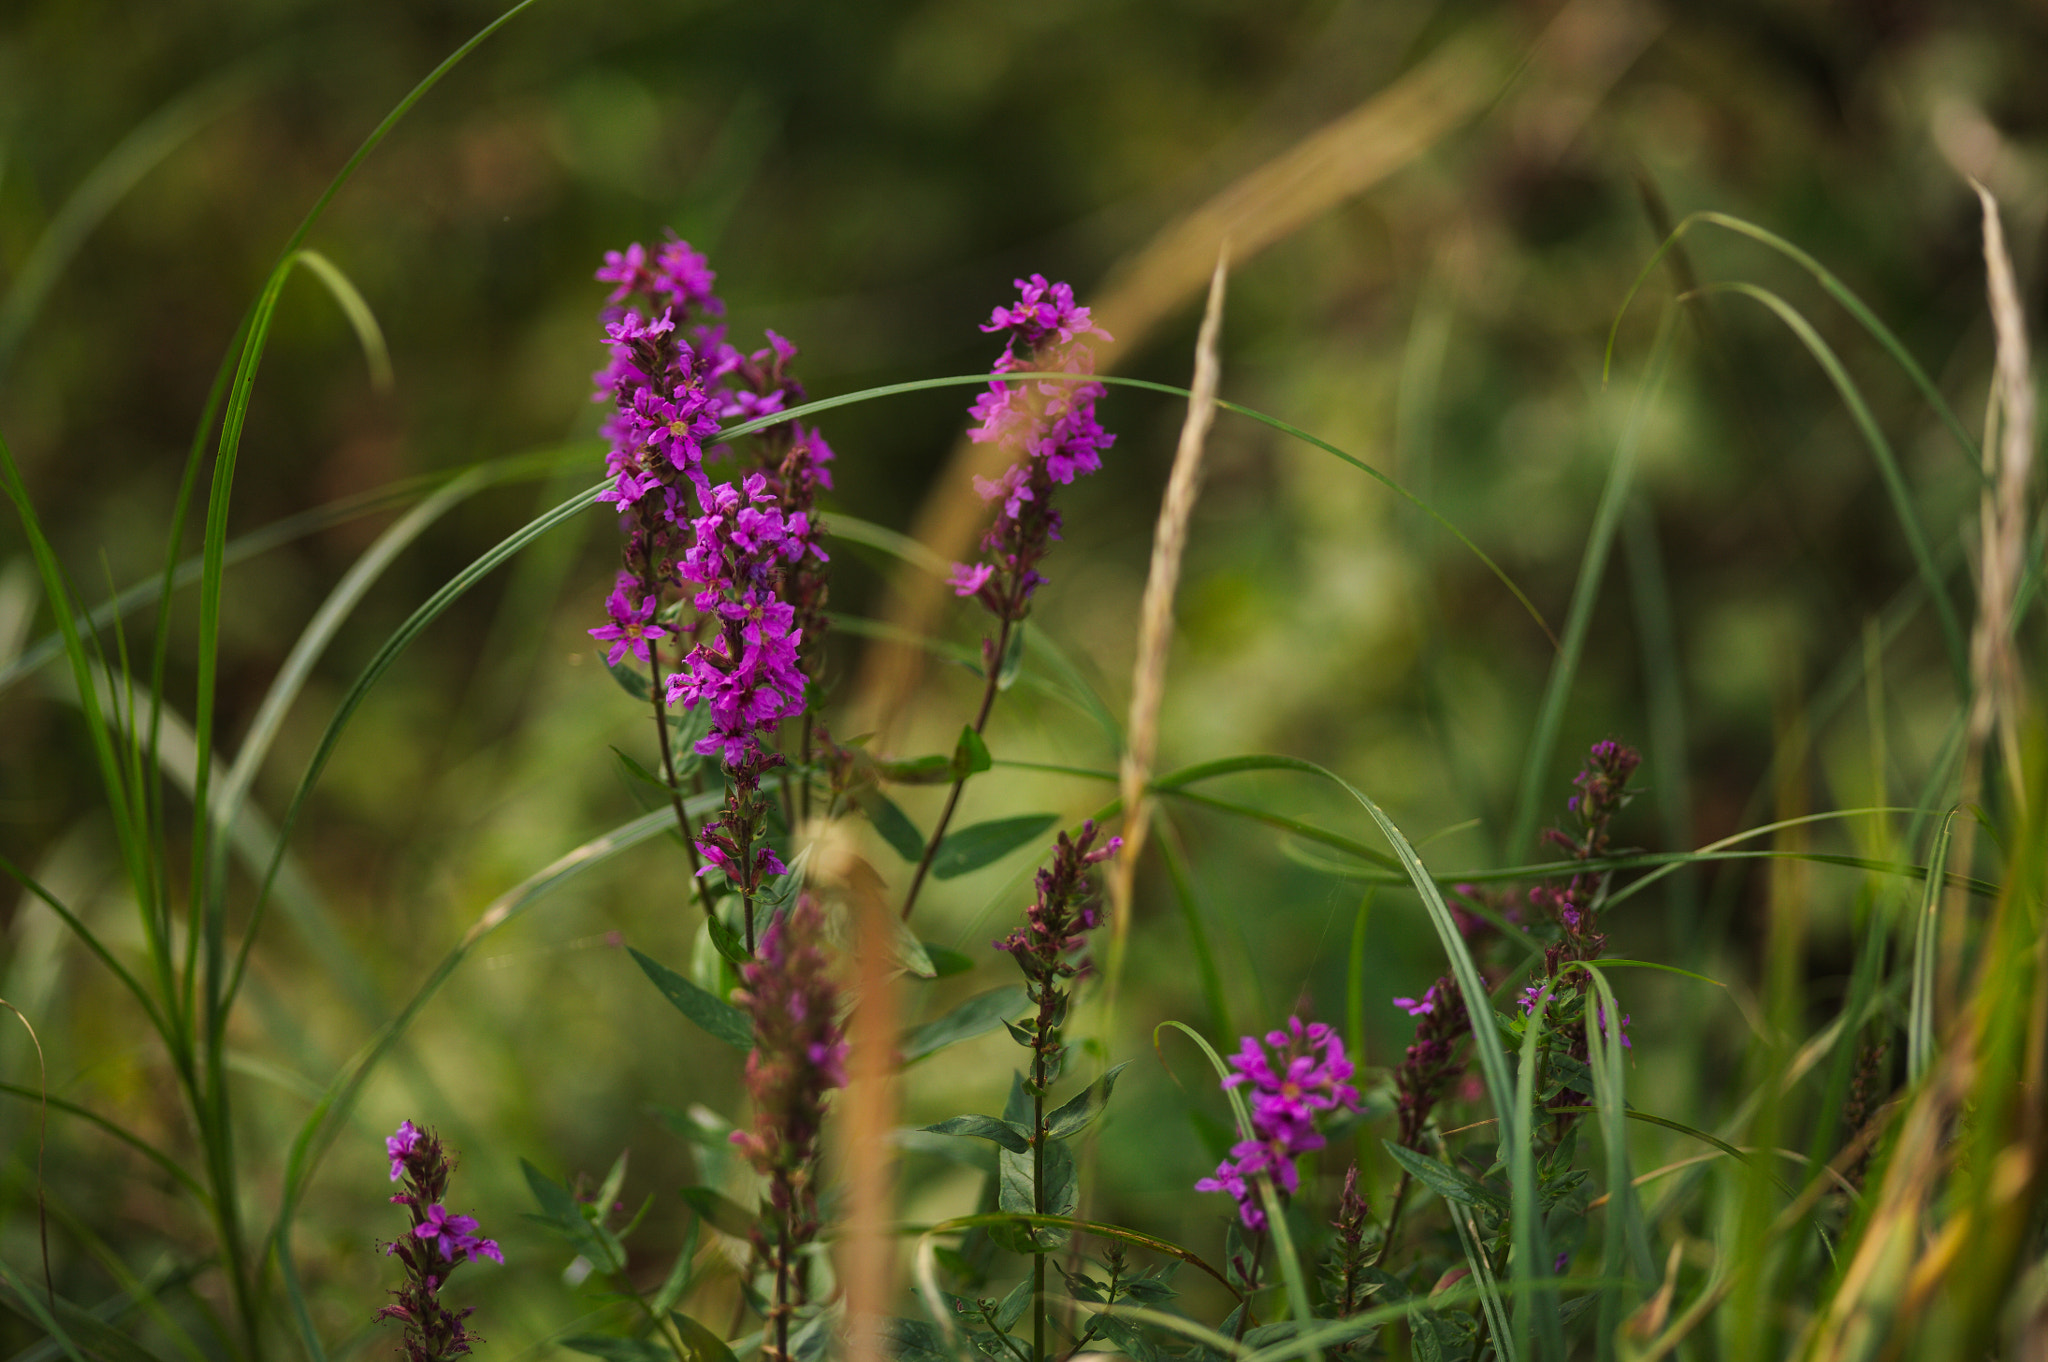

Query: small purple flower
(387, 1120), (421, 1181)
(588, 584), (669, 667)
(413, 1205), (503, 1267)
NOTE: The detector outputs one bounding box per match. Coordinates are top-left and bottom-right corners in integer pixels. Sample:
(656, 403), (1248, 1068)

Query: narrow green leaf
(996, 624), (1026, 691)
(521, 1159), (623, 1273)
(920, 943), (977, 978)
(1044, 1061), (1131, 1140)
(995, 1276), (1033, 1331)
(559, 1337), (669, 1362)
(932, 814), (1058, 881)
(956, 725), (994, 777)
(922, 1115), (1033, 1154)
(606, 656), (652, 700)
(679, 1186), (756, 1239)
(704, 908), (751, 968)
(630, 947), (752, 1050)
(998, 1138), (1078, 1250)
(858, 789), (926, 862)
(669, 1312), (740, 1362)
(902, 987), (1030, 1063)
(875, 753), (955, 785)
(1380, 1141), (1508, 1213)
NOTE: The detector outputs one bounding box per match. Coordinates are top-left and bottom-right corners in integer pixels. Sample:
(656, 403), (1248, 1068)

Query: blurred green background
(2, 0), (2045, 1353)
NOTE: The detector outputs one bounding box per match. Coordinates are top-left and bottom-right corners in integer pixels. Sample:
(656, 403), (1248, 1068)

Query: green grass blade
(1907, 810), (1957, 1085)
(1154, 813), (1234, 1041)
(1513, 985), (1561, 1361)
(1604, 211), (1983, 475)
(827, 513), (952, 577)
(1693, 281), (1967, 688)
(0, 67), (253, 376)
(1577, 964), (1652, 1354)
(1506, 308), (1678, 863)
(0, 432), (165, 1006)
(289, 250), (393, 392)
(0, 446), (584, 695)
(0, 855), (168, 1048)
(0, 1082), (210, 1208)
(211, 465), (498, 1014)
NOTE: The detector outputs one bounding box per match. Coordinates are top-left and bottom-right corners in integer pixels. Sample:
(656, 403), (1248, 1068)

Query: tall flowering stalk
(1518, 740), (1641, 1120)
(731, 895), (847, 1362)
(900, 277), (1114, 921)
(995, 821), (1119, 1362)
(377, 1122), (502, 1362)
(588, 239), (727, 905)
(589, 238), (832, 945)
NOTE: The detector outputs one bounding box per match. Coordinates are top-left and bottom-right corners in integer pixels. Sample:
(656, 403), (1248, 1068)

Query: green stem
(901, 614), (1014, 921)
(647, 629), (716, 923)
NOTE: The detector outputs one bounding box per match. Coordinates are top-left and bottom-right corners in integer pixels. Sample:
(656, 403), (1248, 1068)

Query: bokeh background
(2, 0), (2045, 1353)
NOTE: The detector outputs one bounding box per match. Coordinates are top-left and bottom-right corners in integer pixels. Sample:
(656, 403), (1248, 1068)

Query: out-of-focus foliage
(2, 0), (2046, 1356)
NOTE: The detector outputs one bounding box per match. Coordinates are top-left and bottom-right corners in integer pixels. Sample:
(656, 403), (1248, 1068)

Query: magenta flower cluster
(586, 236), (838, 911)
(669, 471), (823, 775)
(950, 275), (1115, 618)
(1196, 1018), (1360, 1232)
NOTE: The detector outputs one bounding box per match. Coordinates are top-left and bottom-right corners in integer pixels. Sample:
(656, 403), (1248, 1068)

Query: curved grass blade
(289, 250), (393, 392)
(0, 446), (582, 695)
(827, 514), (952, 578)
(1574, 964), (1651, 1355)
(918, 1211), (1245, 1301)
(0, 66), (255, 376)
(1513, 983), (1562, 1361)
(1604, 210), (1983, 474)
(213, 464), (500, 1013)
(1689, 281), (1965, 686)
(1907, 810), (1958, 1085)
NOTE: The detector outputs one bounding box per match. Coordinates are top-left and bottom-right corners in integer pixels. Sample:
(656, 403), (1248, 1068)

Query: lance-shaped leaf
(522, 1159), (625, 1273)
(933, 813), (1059, 880)
(631, 946), (752, 1049)
(1381, 1140), (1509, 1212)
(857, 788), (925, 861)
(669, 1312), (740, 1362)
(922, 1114), (1033, 1154)
(1044, 1061), (1131, 1140)
(903, 986), (1031, 1063)
(679, 1185), (756, 1239)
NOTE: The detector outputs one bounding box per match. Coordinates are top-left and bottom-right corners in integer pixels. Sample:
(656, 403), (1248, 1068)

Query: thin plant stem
(1234, 1231), (1268, 1342)
(647, 629), (716, 923)
(900, 613), (1014, 921)
(1370, 1172), (1412, 1270)
(1033, 1020), (1049, 1362)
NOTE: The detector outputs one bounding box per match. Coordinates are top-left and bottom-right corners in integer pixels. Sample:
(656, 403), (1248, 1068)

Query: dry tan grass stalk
(841, 0), (1661, 742)
(1939, 183), (2036, 1029)
(820, 823), (902, 1362)
(1104, 249), (1228, 979)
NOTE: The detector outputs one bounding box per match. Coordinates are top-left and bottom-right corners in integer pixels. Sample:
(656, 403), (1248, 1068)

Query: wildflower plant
(9, 15), (2048, 1361)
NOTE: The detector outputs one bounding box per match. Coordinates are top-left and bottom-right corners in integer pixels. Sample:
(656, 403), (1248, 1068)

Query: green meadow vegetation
(2, 1), (2045, 1358)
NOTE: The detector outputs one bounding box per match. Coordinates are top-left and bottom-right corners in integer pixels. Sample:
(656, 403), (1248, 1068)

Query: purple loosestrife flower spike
(588, 237), (727, 689)
(378, 1122), (499, 1361)
(1519, 740), (1643, 1115)
(1392, 977), (1471, 1150)
(951, 276), (1114, 622)
(1196, 1017), (1360, 1232)
(731, 895), (846, 1357)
